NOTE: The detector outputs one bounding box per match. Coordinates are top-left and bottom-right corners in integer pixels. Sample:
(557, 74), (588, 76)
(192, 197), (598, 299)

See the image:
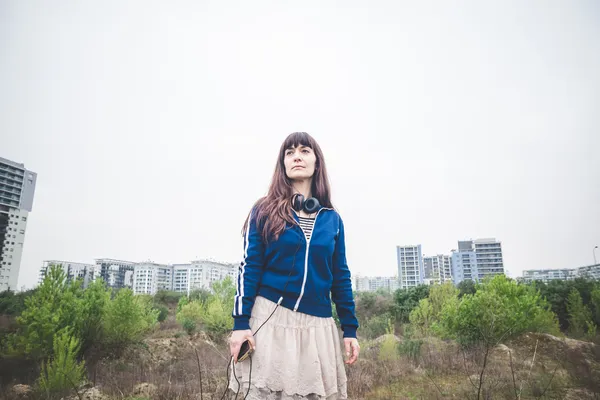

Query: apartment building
(396, 245), (424, 289)
(521, 264), (600, 283)
(521, 268), (577, 283)
(95, 258), (136, 289)
(352, 275), (400, 292)
(132, 259), (238, 296)
(423, 254), (452, 284)
(132, 262), (173, 295)
(451, 239), (504, 284)
(39, 260), (97, 287)
(0, 157), (37, 292)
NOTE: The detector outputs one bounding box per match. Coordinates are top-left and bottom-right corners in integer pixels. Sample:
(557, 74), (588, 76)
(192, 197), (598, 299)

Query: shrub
(153, 305), (169, 322)
(7, 265), (86, 359)
(154, 290), (184, 306)
(37, 329), (86, 398)
(361, 313), (393, 340)
(409, 283), (459, 337)
(201, 296), (233, 340)
(567, 288), (594, 338)
(177, 301), (203, 335)
(439, 275), (559, 346)
(182, 319), (196, 335)
(397, 339), (422, 362)
(103, 289), (159, 350)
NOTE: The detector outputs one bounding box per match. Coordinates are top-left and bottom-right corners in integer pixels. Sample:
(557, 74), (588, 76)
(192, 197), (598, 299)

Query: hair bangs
(282, 132), (315, 151)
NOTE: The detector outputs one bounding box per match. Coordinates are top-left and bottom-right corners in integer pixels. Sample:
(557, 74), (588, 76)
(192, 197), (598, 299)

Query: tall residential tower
(396, 245), (424, 289)
(0, 157), (37, 292)
(451, 238), (504, 284)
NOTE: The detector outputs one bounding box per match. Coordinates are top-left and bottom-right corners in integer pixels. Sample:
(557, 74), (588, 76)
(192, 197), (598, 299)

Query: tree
(457, 279), (477, 298)
(409, 282), (459, 337)
(439, 275), (559, 346)
(590, 285), (600, 325)
(439, 275), (559, 400)
(103, 288), (159, 351)
(0, 288), (37, 316)
(177, 301), (203, 335)
(37, 328), (86, 398)
(566, 288), (593, 338)
(211, 276), (236, 306)
(78, 278), (110, 354)
(8, 265), (86, 360)
(393, 285), (430, 323)
(532, 277), (598, 332)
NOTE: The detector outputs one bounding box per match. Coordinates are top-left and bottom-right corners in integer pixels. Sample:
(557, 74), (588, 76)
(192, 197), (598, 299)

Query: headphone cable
(222, 229), (305, 400)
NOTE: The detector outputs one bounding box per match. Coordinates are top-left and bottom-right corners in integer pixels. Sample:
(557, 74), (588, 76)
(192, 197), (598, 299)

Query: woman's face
(283, 145), (317, 182)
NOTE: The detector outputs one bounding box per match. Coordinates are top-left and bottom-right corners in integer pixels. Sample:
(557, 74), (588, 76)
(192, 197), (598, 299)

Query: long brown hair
(243, 132), (334, 243)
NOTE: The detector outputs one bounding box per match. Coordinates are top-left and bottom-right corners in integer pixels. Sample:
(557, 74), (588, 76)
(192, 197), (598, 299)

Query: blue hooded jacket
(232, 206), (359, 338)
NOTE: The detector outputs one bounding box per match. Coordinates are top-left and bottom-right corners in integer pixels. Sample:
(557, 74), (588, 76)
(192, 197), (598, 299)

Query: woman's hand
(229, 329), (255, 362)
(344, 337), (360, 365)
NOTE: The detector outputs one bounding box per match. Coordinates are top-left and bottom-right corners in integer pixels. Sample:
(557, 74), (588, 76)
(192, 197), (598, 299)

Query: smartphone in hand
(237, 340), (252, 362)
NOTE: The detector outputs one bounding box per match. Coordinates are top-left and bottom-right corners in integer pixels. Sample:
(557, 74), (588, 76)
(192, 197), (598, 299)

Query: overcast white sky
(2, 1), (599, 290)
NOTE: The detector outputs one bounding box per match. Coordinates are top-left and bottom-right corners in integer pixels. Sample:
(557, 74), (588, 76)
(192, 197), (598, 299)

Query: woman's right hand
(229, 329), (255, 362)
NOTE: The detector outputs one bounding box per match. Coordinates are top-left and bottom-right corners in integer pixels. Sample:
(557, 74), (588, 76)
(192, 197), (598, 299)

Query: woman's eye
(302, 149), (310, 153)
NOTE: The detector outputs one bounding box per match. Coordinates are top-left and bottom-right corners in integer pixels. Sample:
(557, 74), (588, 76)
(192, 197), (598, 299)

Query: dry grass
(90, 332), (232, 400)
(2, 319), (600, 400)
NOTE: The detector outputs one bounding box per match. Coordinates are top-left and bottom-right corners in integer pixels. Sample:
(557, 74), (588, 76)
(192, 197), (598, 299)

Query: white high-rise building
(0, 157), (37, 292)
(451, 239), (504, 284)
(473, 238), (504, 279)
(423, 254), (453, 284)
(95, 258), (136, 289)
(520, 263), (600, 283)
(352, 275), (400, 292)
(173, 263), (192, 293)
(521, 268), (576, 283)
(186, 259), (238, 293)
(39, 260), (98, 287)
(396, 245), (424, 289)
(131, 259), (238, 296)
(133, 262), (172, 295)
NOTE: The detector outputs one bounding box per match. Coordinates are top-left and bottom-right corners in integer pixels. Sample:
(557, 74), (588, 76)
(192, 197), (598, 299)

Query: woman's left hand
(343, 338), (360, 365)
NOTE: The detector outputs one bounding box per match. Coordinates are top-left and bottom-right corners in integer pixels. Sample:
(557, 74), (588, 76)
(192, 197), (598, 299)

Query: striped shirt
(298, 216), (316, 241)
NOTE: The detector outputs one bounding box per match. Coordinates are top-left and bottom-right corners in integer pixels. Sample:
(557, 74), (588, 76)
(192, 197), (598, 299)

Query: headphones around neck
(291, 193), (321, 214)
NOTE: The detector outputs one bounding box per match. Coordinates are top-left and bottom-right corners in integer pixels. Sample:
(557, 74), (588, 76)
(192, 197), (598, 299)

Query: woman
(229, 132), (360, 399)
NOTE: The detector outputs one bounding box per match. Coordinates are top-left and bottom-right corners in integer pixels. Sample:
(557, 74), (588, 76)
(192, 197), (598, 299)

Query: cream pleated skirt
(228, 296), (348, 399)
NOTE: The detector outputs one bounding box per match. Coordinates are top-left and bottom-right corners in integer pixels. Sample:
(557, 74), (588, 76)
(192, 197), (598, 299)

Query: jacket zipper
(293, 207), (332, 311)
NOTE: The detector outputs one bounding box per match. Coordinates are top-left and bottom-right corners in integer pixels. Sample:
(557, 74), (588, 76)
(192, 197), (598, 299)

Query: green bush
(177, 296), (189, 313)
(182, 319), (196, 335)
(531, 278), (598, 332)
(201, 296), (233, 340)
(397, 338), (422, 361)
(103, 289), (159, 350)
(37, 328), (86, 398)
(361, 313), (393, 340)
(177, 301), (202, 335)
(176, 277), (236, 340)
(409, 283), (459, 337)
(78, 279), (110, 353)
(7, 265), (86, 359)
(177, 301), (203, 324)
(439, 275), (559, 346)
(567, 288), (594, 338)
(0, 288), (37, 316)
(153, 305), (169, 322)
(392, 285), (430, 323)
(154, 290), (184, 306)
(188, 288), (211, 305)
